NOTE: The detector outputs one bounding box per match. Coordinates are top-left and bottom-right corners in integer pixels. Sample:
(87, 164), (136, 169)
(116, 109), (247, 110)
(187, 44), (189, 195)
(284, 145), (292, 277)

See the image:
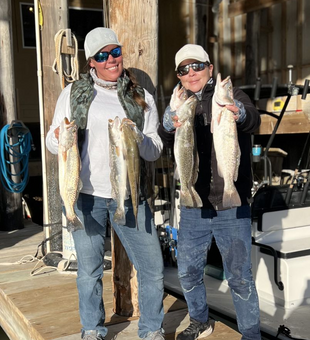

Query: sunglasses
(93, 46), (122, 62)
(177, 62), (210, 76)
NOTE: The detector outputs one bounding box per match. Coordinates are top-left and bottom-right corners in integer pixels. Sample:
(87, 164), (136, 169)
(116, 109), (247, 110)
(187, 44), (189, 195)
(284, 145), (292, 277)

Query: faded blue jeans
(177, 205), (261, 340)
(72, 193), (164, 339)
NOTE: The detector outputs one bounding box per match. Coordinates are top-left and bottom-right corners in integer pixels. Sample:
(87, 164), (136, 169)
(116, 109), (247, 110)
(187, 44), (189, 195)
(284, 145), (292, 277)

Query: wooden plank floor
(0, 220), (241, 340)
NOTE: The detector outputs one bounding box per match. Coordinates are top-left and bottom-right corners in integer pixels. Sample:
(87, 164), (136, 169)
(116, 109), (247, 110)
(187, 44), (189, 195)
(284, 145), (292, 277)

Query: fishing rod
(285, 130), (310, 205)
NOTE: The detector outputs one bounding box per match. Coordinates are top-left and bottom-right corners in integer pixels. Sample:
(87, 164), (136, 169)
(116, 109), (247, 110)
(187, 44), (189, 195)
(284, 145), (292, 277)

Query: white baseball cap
(84, 27), (122, 60)
(175, 44), (210, 70)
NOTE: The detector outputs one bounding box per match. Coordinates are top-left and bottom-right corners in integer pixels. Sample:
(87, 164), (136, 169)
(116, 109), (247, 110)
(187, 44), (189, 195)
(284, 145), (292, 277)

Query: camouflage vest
(70, 72), (153, 205)
(70, 72), (145, 150)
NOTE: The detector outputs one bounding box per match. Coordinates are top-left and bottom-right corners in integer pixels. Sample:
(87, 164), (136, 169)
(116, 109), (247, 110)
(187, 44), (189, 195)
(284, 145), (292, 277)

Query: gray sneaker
(82, 330), (105, 340)
(143, 329), (165, 340)
(177, 318), (214, 340)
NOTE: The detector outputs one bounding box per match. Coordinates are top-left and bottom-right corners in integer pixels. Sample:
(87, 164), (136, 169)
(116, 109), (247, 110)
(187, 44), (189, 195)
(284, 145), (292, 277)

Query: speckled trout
(58, 117), (83, 232)
(174, 95), (202, 208)
(121, 118), (143, 227)
(211, 73), (241, 208)
(108, 116), (127, 225)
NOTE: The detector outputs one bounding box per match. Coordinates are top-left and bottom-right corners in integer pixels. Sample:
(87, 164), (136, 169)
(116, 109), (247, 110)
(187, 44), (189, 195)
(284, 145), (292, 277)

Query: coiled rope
(52, 29), (79, 89)
(0, 122), (33, 193)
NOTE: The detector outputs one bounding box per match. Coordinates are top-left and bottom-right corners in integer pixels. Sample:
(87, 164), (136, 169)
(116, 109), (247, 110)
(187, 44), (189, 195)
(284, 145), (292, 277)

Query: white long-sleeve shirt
(46, 83), (163, 198)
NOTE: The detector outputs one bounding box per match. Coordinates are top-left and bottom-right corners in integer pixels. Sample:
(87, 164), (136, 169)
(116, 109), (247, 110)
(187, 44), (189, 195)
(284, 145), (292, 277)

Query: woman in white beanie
(158, 44), (261, 340)
(46, 27), (165, 340)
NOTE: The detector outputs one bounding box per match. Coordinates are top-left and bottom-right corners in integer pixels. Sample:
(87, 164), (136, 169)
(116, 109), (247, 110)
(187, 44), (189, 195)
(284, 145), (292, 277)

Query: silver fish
(121, 118), (143, 227)
(109, 116), (127, 225)
(58, 117), (83, 232)
(174, 95), (202, 208)
(211, 73), (241, 208)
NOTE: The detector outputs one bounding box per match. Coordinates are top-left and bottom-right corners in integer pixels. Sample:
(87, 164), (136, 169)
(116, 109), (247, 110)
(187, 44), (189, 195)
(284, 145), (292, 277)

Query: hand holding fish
(54, 126), (60, 140)
(121, 118), (144, 145)
(170, 83), (188, 111)
(172, 115), (182, 128)
(226, 103), (240, 121)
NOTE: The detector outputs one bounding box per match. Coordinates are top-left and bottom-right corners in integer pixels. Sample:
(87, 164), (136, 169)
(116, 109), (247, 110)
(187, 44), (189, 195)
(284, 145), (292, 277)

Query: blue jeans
(72, 193), (164, 339)
(177, 206), (261, 340)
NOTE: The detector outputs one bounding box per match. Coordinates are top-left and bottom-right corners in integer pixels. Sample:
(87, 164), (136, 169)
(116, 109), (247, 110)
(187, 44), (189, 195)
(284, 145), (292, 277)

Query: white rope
(0, 255), (39, 266)
(52, 29), (80, 89)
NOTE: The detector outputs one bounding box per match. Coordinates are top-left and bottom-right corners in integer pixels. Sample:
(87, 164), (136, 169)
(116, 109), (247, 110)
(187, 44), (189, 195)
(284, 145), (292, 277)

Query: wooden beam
(109, 0), (158, 317)
(267, 7), (272, 83)
(40, 0), (68, 250)
(296, 0), (303, 82)
(0, 0), (24, 231)
(218, 1), (224, 73)
(245, 11), (260, 84)
(242, 14), (247, 84)
(110, 0), (158, 96)
(281, 0), (287, 84)
(230, 13), (236, 79)
(228, 0), (286, 18)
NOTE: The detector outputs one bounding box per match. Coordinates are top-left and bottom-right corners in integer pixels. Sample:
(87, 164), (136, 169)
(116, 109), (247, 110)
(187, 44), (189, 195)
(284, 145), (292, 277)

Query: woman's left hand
(226, 104), (240, 121)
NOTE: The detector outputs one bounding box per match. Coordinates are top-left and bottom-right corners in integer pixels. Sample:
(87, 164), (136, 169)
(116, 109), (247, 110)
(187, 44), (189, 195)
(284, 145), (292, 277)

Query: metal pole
(34, 0), (50, 253)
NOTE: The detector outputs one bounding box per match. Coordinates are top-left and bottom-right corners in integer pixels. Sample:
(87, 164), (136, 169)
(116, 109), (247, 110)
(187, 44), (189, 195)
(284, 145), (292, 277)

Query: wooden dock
(0, 220), (241, 340)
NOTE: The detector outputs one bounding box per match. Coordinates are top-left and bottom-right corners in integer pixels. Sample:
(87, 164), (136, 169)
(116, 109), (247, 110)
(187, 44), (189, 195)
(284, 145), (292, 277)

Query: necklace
(90, 68), (117, 90)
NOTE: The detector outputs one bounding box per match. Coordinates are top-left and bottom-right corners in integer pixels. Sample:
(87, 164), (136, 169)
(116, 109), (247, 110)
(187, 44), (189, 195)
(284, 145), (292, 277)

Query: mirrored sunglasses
(93, 46), (122, 63)
(177, 62), (209, 76)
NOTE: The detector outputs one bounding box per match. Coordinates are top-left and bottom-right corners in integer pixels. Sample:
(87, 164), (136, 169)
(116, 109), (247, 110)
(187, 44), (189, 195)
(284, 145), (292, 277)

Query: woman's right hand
(172, 115), (182, 128)
(54, 127), (60, 141)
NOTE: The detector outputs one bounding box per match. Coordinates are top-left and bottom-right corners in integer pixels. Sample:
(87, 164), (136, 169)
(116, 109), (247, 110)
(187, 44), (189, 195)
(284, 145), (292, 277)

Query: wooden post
(111, 232), (140, 316)
(245, 11), (260, 85)
(0, 0), (24, 231)
(109, 0), (159, 317)
(39, 0), (69, 252)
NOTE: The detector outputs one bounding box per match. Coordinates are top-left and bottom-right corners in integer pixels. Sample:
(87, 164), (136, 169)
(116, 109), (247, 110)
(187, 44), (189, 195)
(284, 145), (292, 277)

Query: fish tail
(190, 187), (203, 208)
(133, 206), (139, 228)
(222, 187), (241, 208)
(113, 209), (126, 225)
(180, 189), (194, 207)
(67, 215), (84, 232)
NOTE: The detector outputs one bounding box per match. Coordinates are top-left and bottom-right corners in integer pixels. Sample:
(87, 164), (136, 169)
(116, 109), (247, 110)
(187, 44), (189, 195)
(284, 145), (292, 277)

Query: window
(69, 8), (104, 50)
(20, 3), (36, 48)
(20, 3), (104, 49)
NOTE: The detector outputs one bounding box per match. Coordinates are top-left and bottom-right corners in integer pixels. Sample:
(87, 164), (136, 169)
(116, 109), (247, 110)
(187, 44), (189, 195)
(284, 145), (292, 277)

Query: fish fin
(217, 111), (223, 124)
(192, 151), (199, 184)
(115, 145), (121, 157)
(180, 189), (194, 207)
(233, 166), (239, 182)
(217, 164), (224, 178)
(67, 215), (84, 232)
(234, 147), (241, 181)
(190, 187), (203, 208)
(174, 166), (180, 180)
(78, 179), (83, 192)
(113, 210), (126, 225)
(210, 117), (214, 133)
(61, 151), (67, 162)
(222, 188), (241, 208)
